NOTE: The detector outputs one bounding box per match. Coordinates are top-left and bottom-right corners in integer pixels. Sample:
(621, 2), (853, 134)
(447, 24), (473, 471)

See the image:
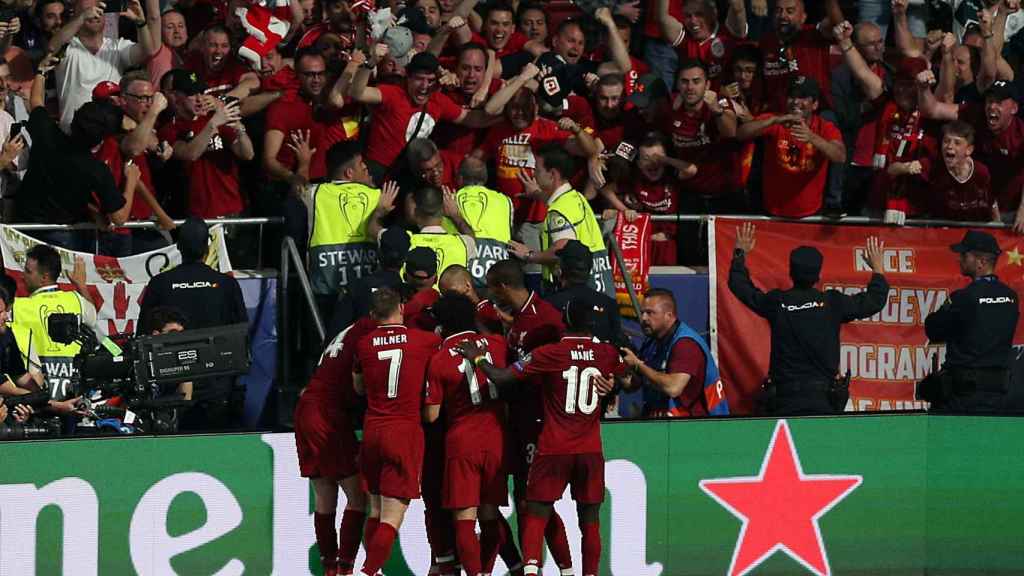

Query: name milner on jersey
(373, 334), (408, 346)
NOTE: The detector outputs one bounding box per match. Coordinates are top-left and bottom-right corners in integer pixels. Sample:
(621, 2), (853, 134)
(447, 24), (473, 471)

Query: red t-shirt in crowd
(471, 30), (529, 58)
(759, 113), (842, 217)
(919, 156), (994, 222)
(434, 80), (502, 161)
(511, 336), (625, 455)
(670, 101), (741, 197)
(185, 51), (250, 96)
(265, 94), (358, 181)
(759, 25), (833, 113)
(354, 323), (442, 426)
(261, 65), (300, 95)
(364, 84), (464, 167)
(665, 338), (708, 416)
(674, 29), (741, 90)
(592, 105), (648, 153)
(644, 0), (680, 38)
(158, 115), (244, 218)
(305, 316), (377, 411)
(425, 331), (508, 457)
(960, 102), (1024, 211)
(623, 169), (682, 265)
(479, 118), (573, 224)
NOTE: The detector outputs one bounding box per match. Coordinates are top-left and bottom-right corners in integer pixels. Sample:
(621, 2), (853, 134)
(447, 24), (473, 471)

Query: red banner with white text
(711, 218), (1024, 414)
(611, 213), (651, 318)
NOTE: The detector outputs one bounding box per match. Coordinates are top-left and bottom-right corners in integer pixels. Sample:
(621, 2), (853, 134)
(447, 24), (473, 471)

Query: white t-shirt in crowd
(55, 35), (137, 132)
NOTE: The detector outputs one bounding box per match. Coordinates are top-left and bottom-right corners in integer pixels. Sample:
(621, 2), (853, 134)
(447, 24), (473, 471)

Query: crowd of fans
(0, 0), (1019, 266)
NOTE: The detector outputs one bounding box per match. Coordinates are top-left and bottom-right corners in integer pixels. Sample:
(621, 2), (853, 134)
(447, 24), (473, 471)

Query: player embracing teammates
(424, 293), (511, 576)
(457, 299), (626, 576)
(294, 316), (375, 576)
(353, 288), (442, 576)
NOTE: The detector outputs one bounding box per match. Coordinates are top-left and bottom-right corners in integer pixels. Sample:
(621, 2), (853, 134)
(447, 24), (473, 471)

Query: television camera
(45, 314), (251, 434)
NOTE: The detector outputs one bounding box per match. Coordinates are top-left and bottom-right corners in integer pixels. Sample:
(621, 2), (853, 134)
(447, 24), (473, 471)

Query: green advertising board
(1, 415), (1022, 575)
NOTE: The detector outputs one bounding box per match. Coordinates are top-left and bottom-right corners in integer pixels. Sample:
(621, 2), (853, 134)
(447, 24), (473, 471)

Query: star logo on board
(1007, 247), (1023, 267)
(700, 420), (862, 576)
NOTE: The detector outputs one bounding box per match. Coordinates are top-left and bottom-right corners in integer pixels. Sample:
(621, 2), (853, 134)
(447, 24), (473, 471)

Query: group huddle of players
(293, 259), (625, 576)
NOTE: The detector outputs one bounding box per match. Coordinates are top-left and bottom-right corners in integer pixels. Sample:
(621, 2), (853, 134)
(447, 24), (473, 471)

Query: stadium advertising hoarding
(1, 416), (1023, 575)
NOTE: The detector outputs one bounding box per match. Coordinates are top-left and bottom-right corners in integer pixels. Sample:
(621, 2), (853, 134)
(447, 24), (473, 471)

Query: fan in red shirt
(589, 74), (649, 153)
(466, 2), (530, 58)
(758, 0), (841, 113)
(669, 59), (743, 205)
(656, 0), (749, 90)
(455, 298), (625, 576)
(264, 50), (358, 188)
(159, 69), (256, 218)
(483, 259), (576, 574)
(348, 51), (493, 183)
(433, 43), (502, 162)
(737, 76), (846, 218)
(423, 293), (512, 576)
(184, 25), (261, 98)
(352, 287), (442, 576)
(294, 317), (374, 576)
(890, 121), (997, 223)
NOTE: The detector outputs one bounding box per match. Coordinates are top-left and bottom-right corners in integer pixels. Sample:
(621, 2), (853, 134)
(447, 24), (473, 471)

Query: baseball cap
(788, 75), (820, 100)
(169, 69), (208, 96)
(556, 240), (593, 273)
(92, 81), (121, 101)
(628, 73), (669, 108)
(789, 245), (823, 285)
(405, 246), (438, 277)
(984, 80), (1019, 102)
(536, 52), (571, 110)
(176, 217), (210, 257)
(406, 52), (440, 76)
(950, 230), (1002, 255)
(379, 227), (411, 266)
(383, 26), (414, 68)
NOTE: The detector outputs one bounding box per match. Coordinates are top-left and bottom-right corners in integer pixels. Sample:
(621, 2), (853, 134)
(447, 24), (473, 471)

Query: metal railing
(646, 214), (1010, 228)
(277, 236), (325, 397)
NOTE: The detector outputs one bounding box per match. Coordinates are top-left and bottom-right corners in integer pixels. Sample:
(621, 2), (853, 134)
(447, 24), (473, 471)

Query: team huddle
(294, 259), (624, 576)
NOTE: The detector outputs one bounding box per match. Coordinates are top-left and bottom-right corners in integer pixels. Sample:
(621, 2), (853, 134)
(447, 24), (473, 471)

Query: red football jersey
(476, 299), (504, 335)
(305, 317), (377, 411)
(506, 292), (565, 362)
(670, 101), (742, 198)
(354, 324), (442, 426)
(512, 336), (625, 455)
(759, 25), (833, 113)
(425, 331), (508, 456)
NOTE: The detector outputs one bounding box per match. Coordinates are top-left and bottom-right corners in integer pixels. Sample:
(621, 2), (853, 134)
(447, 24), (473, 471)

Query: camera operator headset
(9, 245), (99, 409)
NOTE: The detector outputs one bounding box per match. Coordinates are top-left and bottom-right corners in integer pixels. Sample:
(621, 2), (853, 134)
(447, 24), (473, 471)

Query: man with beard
(620, 288), (729, 417)
(656, 0), (749, 90)
(185, 24), (261, 99)
(758, 0), (844, 113)
(917, 72), (1024, 231)
(350, 51), (493, 184)
(13, 0), (64, 61)
(50, 0), (160, 132)
(147, 9), (187, 86)
(588, 74), (647, 153)
(264, 49), (359, 191)
(737, 76), (845, 218)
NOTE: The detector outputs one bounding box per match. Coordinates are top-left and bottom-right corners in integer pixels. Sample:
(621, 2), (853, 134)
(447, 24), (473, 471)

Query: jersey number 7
(378, 349), (404, 398)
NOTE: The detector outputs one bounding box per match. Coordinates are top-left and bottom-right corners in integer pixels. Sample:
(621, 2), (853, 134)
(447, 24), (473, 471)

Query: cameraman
(139, 305), (193, 402)
(139, 217), (247, 429)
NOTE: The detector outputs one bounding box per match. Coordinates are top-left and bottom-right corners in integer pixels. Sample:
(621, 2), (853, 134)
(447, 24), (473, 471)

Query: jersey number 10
(562, 365), (601, 415)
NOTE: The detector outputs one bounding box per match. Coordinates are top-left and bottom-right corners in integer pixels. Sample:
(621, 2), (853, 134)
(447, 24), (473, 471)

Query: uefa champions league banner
(0, 225), (233, 338)
(710, 217), (1024, 415)
(3, 417), (1024, 575)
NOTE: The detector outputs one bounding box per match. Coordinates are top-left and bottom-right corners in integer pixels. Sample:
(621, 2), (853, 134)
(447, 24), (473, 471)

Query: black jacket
(138, 262), (248, 331)
(546, 283), (624, 346)
(925, 275), (1019, 370)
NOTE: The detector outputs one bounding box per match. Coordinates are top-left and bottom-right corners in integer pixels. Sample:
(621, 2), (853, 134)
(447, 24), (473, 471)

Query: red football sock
(363, 517), (380, 552)
(454, 519), (482, 575)
(496, 514), (523, 570)
(581, 520), (601, 576)
(519, 513), (547, 575)
(314, 512), (338, 568)
(360, 522), (397, 576)
(337, 509), (366, 570)
(545, 512), (573, 570)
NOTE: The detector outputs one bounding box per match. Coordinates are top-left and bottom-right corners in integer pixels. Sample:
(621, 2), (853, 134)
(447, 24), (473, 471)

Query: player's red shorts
(526, 452), (605, 504)
(443, 447), (509, 509)
(360, 421), (425, 499)
(510, 417), (542, 482)
(294, 393), (359, 479)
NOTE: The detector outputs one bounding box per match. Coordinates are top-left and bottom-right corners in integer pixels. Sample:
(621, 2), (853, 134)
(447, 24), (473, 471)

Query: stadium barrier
(1, 414), (1022, 575)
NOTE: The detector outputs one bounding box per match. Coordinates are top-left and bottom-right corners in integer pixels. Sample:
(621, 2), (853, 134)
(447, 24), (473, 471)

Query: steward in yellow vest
(406, 187), (476, 282)
(454, 156), (513, 286)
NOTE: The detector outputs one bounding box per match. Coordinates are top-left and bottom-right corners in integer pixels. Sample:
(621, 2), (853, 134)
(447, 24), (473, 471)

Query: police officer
(407, 186), (476, 280)
(139, 217), (247, 430)
(454, 156), (513, 286)
(728, 222), (889, 415)
(509, 144), (616, 298)
(545, 240), (623, 344)
(924, 230), (1019, 413)
(327, 227), (410, 337)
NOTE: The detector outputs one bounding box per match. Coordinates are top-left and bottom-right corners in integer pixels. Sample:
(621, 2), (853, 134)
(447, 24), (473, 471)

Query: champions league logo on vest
(338, 190), (371, 237)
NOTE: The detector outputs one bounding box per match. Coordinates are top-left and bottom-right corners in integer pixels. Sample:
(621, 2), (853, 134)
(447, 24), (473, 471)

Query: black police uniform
(728, 247), (889, 415)
(924, 232), (1019, 413)
(546, 284), (623, 345)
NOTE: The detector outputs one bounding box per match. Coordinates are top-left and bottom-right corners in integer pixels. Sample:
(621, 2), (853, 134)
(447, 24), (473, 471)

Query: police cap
(951, 230), (1002, 256)
(556, 240), (593, 273)
(406, 246), (438, 277)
